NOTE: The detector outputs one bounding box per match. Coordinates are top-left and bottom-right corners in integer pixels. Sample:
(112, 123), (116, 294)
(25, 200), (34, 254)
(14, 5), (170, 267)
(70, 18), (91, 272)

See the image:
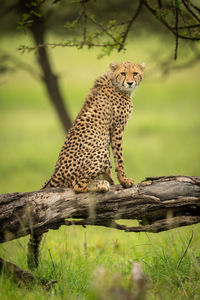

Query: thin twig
(187, 0), (200, 14)
(182, 0), (200, 22)
(174, 34), (200, 41)
(143, 0), (200, 41)
(18, 41), (122, 52)
(179, 4), (193, 47)
(88, 15), (123, 47)
(177, 230), (194, 269)
(172, 24), (200, 30)
(118, 0), (144, 51)
(81, 0), (88, 45)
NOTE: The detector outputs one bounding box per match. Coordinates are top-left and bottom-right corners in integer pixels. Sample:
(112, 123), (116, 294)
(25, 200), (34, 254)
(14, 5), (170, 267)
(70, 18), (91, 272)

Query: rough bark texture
(0, 176), (200, 243)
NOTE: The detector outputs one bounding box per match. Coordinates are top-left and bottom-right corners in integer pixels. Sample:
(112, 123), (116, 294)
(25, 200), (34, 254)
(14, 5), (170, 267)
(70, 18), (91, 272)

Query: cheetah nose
(127, 82), (133, 87)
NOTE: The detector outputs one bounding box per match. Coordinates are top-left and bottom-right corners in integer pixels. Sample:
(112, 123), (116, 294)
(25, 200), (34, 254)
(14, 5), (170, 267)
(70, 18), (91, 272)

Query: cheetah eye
(120, 72), (126, 76)
(133, 72), (138, 76)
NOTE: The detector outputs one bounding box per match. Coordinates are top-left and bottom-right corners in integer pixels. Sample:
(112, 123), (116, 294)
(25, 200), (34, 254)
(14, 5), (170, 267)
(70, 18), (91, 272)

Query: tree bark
(30, 16), (72, 132)
(0, 176), (200, 244)
(16, 0), (72, 131)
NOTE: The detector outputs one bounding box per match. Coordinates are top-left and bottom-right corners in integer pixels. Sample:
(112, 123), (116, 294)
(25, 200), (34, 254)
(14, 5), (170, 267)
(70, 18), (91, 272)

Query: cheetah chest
(111, 93), (133, 129)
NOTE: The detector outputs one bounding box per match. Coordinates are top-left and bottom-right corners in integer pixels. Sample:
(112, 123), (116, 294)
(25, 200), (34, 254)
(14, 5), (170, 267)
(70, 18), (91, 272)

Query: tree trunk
(0, 176), (200, 244)
(30, 17), (72, 132)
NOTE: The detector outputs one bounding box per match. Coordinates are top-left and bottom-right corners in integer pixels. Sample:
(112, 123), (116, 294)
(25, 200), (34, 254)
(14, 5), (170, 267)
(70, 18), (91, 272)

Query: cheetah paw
(99, 180), (110, 192)
(88, 180), (110, 193)
(121, 178), (134, 188)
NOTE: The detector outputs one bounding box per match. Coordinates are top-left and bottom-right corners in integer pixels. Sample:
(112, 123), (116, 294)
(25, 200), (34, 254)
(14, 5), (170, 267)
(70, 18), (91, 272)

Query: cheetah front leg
(111, 127), (134, 188)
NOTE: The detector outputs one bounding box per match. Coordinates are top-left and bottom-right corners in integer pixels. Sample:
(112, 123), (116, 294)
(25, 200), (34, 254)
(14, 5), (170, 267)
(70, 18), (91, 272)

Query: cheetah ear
(109, 62), (118, 71)
(140, 62), (146, 71)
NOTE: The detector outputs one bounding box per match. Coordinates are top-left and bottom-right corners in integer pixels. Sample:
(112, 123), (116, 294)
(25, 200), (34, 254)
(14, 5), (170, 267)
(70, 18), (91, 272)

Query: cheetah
(27, 62), (145, 269)
(43, 61), (145, 193)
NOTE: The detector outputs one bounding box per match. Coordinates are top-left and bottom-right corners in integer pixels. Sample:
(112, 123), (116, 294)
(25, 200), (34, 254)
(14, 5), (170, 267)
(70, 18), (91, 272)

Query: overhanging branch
(17, 0), (200, 61)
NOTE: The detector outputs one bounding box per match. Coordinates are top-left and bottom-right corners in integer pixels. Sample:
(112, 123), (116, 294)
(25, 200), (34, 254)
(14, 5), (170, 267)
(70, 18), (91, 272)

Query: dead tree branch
(0, 175), (200, 244)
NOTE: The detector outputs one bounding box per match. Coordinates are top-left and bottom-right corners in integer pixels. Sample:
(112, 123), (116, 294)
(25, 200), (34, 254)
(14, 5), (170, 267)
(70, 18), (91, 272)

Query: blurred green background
(0, 34), (199, 194)
(1, 1), (200, 299)
(1, 32), (200, 299)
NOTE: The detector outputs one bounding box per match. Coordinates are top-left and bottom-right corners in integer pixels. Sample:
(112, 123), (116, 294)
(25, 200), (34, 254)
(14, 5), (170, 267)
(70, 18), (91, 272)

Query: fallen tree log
(0, 175), (200, 243)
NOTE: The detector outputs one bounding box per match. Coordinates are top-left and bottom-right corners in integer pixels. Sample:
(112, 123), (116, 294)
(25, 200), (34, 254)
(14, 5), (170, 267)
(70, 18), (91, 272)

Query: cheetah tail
(26, 178), (51, 268)
(27, 232), (43, 270)
(26, 177), (52, 269)
(41, 177), (52, 189)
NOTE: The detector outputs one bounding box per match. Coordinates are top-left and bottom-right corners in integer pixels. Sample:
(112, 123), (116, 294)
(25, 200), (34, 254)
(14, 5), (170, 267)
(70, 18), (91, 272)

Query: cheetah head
(110, 61), (145, 95)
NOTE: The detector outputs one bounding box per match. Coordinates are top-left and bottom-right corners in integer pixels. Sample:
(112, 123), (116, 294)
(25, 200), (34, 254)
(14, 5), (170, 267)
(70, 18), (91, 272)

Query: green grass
(0, 33), (200, 299)
(1, 226), (200, 299)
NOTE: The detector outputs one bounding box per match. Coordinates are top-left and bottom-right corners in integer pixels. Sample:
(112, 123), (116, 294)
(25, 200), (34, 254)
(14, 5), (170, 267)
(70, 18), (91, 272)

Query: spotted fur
(43, 62), (145, 193)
